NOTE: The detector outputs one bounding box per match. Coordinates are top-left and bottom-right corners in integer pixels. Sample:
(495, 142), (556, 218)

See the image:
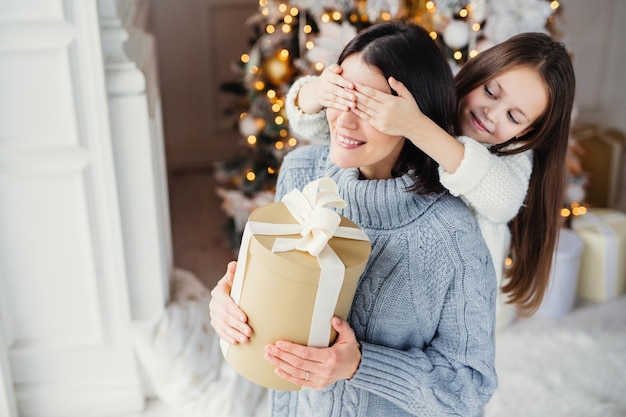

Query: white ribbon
(574, 211), (623, 298)
(222, 177), (369, 356)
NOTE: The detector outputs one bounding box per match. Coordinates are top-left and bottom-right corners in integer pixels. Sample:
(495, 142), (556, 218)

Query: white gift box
(535, 228), (584, 318)
(572, 208), (626, 302)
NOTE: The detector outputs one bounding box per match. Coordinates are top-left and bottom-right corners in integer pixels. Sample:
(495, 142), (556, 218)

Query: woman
(210, 21), (497, 417)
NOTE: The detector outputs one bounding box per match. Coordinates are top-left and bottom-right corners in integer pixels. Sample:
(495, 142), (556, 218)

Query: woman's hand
(264, 317), (361, 390)
(298, 64), (356, 114)
(209, 261), (252, 344)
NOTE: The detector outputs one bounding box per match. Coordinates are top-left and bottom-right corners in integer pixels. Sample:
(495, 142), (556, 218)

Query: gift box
(535, 228), (584, 318)
(220, 178), (371, 391)
(572, 208), (626, 302)
(571, 125), (625, 209)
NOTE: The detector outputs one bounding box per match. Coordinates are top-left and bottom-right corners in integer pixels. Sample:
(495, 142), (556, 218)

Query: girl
(210, 21), (497, 417)
(286, 32), (576, 318)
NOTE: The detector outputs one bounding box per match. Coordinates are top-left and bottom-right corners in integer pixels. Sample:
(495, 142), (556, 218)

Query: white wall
(561, 0), (626, 132)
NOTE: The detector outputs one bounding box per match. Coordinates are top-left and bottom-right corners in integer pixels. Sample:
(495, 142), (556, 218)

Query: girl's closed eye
(484, 82), (498, 99)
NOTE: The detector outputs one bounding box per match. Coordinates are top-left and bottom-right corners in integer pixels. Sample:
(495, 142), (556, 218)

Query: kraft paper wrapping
(571, 125), (625, 209)
(572, 208), (626, 302)
(221, 178), (371, 391)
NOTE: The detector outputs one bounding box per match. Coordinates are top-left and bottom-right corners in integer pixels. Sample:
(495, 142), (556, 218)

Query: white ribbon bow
(274, 177), (348, 257)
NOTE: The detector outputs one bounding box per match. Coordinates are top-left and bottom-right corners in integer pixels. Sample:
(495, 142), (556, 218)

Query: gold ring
(305, 371), (309, 381)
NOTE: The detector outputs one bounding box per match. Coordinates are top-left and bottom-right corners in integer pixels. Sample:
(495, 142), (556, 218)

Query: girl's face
(458, 66), (548, 146)
(327, 54), (405, 180)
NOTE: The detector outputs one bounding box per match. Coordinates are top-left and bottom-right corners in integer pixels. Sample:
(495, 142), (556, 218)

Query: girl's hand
(264, 317), (361, 390)
(352, 76), (426, 138)
(209, 261), (252, 344)
(298, 64), (356, 114)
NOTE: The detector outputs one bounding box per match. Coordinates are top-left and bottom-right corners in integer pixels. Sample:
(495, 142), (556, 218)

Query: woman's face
(458, 66), (549, 146)
(327, 54), (405, 180)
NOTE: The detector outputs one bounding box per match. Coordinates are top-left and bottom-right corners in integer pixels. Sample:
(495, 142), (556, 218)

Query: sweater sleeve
(348, 215), (497, 416)
(438, 136), (533, 224)
(285, 75), (331, 144)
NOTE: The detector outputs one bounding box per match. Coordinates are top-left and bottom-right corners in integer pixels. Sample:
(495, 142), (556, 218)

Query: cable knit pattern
(270, 145), (497, 417)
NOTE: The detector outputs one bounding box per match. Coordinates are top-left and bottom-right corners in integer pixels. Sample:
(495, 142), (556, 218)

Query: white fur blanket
(485, 296), (626, 417)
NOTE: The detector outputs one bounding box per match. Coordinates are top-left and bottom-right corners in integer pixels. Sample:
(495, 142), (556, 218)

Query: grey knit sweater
(270, 145), (497, 417)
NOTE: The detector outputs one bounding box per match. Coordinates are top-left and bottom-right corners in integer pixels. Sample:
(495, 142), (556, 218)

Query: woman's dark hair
(338, 21), (456, 194)
(456, 33), (576, 315)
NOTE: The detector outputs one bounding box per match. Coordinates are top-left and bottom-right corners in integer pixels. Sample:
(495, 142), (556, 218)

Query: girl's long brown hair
(455, 33), (576, 316)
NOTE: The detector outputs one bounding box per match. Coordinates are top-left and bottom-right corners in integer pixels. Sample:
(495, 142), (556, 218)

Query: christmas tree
(214, 0), (563, 248)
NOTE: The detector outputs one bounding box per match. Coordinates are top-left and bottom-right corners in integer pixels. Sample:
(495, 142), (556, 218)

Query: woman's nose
(335, 109), (359, 129)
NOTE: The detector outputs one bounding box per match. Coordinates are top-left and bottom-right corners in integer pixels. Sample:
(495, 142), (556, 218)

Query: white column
(98, 0), (172, 320)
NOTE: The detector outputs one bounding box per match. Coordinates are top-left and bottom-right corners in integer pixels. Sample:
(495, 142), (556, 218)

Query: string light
(246, 171), (256, 181)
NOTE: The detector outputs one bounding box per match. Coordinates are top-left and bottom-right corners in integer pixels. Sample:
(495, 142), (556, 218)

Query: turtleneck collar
(322, 155), (444, 231)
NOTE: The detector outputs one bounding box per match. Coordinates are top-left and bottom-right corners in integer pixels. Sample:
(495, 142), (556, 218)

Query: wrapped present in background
(221, 177), (371, 391)
(572, 208), (626, 302)
(535, 228), (584, 318)
(571, 124), (625, 209)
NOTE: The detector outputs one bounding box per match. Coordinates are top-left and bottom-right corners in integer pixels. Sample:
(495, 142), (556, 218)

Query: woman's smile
(335, 131), (365, 148)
